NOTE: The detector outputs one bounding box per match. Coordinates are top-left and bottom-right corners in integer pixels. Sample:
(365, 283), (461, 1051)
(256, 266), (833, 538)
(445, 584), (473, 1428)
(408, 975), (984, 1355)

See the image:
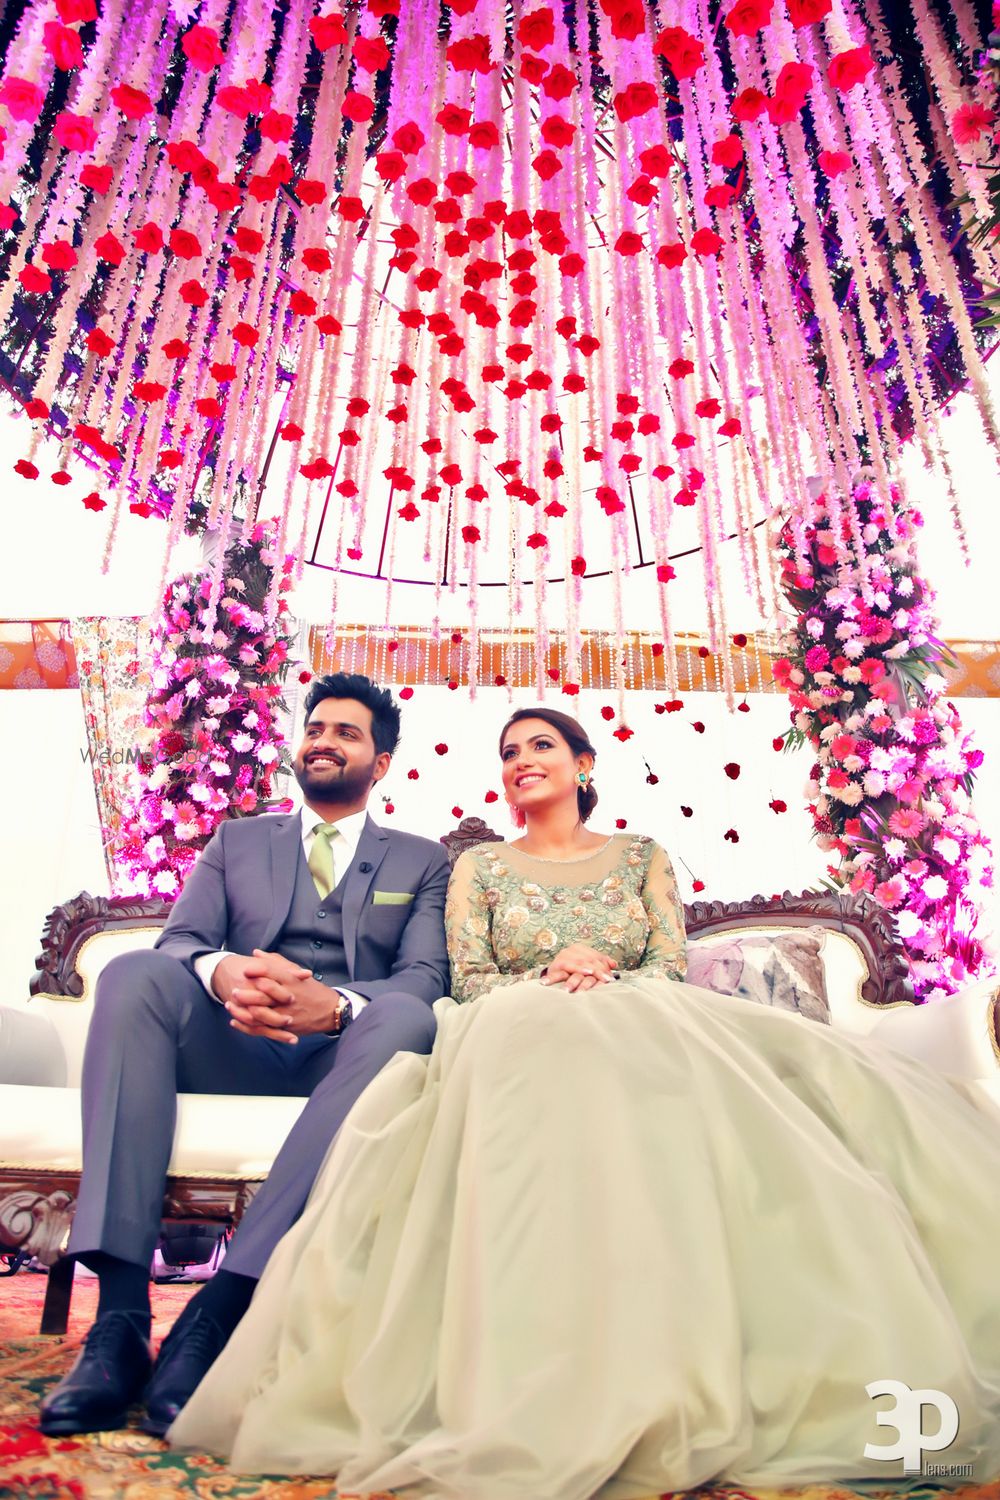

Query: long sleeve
(634, 841), (687, 981)
(445, 850), (546, 1004)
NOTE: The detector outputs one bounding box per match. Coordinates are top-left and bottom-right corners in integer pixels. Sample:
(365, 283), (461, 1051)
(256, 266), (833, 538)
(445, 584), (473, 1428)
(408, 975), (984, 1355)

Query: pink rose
(53, 110), (97, 152)
(0, 77), (45, 121)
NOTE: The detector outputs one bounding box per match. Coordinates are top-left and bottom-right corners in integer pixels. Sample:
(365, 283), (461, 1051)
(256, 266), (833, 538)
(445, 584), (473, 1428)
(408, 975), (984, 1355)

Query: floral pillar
(112, 519), (298, 898)
(774, 479), (994, 1000)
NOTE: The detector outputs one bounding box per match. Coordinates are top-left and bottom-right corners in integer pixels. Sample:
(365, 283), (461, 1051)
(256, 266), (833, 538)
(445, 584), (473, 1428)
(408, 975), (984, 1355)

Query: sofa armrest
(0, 1006), (67, 1086)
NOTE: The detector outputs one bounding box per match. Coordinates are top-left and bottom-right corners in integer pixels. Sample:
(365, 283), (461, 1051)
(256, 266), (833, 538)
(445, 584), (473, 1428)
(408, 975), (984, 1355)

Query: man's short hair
(303, 673), (402, 757)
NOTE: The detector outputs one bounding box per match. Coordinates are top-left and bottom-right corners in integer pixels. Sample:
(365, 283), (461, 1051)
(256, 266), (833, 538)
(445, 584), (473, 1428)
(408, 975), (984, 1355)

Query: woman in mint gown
(171, 707), (1000, 1498)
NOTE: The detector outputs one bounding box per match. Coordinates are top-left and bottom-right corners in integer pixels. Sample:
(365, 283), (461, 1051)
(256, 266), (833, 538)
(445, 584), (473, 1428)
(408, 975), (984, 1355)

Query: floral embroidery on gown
(170, 837), (1000, 1500)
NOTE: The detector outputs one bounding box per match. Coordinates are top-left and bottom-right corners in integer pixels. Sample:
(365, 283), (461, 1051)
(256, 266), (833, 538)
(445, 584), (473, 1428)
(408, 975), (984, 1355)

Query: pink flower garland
(774, 479), (994, 1000)
(112, 519), (298, 898)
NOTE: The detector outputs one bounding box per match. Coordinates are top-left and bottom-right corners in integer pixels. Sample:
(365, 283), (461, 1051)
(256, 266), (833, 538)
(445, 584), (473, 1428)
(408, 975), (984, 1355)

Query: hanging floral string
(773, 478), (993, 1000)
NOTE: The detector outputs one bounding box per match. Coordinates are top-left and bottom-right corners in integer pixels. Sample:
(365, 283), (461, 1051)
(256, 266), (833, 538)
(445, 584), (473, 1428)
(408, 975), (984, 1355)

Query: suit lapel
(261, 814), (305, 950)
(341, 814), (389, 976)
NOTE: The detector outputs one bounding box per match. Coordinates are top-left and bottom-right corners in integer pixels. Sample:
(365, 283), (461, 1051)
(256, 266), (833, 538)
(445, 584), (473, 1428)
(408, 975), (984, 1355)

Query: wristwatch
(333, 991), (355, 1034)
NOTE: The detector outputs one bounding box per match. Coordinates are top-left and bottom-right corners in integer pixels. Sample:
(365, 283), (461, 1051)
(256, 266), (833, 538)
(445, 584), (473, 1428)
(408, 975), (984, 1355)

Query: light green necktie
(308, 822), (340, 899)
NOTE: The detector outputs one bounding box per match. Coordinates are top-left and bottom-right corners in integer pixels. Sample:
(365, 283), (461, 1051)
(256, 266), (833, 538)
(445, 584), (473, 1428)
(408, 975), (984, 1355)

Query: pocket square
(372, 891), (415, 906)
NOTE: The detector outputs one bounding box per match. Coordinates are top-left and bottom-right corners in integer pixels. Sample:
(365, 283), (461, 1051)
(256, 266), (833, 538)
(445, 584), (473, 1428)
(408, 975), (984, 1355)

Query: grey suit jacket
(154, 812), (451, 1005)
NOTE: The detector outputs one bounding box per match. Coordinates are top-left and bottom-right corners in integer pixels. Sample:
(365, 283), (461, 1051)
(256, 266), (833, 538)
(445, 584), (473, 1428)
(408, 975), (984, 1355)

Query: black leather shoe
(39, 1312), (152, 1435)
(142, 1310), (228, 1436)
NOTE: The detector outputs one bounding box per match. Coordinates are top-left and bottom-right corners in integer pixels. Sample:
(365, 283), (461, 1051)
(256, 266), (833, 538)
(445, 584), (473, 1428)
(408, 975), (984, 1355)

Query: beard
(294, 753), (378, 805)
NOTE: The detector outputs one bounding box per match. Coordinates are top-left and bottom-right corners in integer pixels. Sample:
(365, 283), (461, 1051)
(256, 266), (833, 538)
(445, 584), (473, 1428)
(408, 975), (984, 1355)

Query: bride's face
(500, 718), (588, 817)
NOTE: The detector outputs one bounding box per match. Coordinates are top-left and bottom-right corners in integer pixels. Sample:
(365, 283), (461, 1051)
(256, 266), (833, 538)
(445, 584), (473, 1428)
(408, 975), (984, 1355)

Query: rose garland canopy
(0, 0), (998, 696)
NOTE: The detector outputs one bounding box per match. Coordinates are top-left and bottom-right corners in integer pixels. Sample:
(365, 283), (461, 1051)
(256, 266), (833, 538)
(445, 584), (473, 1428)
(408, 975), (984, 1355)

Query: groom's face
(293, 697), (390, 807)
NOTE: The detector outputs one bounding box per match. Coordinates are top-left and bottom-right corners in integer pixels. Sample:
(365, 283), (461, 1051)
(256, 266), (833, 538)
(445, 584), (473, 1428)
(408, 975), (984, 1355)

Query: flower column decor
(112, 519), (298, 898)
(774, 482), (994, 1000)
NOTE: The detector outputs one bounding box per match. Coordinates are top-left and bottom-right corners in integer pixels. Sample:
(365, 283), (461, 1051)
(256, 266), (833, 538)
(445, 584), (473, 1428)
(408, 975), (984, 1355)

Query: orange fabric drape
(0, 621), (77, 688)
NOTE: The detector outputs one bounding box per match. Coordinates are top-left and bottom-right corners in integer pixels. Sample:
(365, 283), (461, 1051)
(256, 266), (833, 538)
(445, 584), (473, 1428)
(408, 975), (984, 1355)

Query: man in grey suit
(41, 673), (451, 1437)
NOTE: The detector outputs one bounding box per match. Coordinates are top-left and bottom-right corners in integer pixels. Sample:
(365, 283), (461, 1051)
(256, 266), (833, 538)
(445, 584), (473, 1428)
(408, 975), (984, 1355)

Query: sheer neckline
(501, 834), (620, 866)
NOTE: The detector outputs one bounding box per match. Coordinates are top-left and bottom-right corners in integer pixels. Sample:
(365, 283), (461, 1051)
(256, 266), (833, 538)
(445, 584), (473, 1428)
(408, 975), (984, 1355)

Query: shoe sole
(39, 1409), (129, 1436)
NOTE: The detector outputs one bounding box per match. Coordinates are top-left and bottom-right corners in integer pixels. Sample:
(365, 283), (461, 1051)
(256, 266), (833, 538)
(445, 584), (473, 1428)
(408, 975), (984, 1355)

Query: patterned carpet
(2, 1271), (999, 1500)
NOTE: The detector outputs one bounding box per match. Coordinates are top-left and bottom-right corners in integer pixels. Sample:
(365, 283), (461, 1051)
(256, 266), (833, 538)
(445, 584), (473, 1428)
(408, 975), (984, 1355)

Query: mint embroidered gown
(171, 835), (1000, 1496)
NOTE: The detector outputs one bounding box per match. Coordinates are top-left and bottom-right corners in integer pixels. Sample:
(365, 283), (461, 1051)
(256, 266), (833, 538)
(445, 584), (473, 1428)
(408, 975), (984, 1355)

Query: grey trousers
(66, 948), (436, 1279)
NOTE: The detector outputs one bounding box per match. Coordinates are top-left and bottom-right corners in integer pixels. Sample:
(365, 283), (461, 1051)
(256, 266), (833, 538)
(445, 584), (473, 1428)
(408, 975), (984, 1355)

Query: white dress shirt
(194, 807), (370, 1020)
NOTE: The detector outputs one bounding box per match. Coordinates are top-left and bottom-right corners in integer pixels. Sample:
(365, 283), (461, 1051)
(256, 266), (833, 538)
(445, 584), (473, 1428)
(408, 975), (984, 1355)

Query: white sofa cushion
(0, 1084), (306, 1176)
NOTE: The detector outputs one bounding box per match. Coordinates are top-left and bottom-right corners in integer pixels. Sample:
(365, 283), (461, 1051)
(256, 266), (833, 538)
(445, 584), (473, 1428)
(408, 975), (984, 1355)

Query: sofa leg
(40, 1255), (74, 1335)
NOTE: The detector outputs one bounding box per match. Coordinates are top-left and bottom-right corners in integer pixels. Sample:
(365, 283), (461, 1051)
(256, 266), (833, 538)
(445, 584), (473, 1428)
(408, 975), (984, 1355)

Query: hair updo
(498, 707), (599, 822)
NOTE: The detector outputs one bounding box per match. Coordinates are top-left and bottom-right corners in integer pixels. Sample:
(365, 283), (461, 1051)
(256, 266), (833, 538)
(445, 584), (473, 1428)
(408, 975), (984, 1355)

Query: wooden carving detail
(440, 817), (504, 866)
(0, 1186), (75, 1265)
(683, 887), (913, 1008)
(30, 891), (172, 997)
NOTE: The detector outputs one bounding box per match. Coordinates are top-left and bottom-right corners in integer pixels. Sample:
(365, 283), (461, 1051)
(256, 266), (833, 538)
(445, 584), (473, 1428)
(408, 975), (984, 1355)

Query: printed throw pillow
(686, 928), (831, 1024)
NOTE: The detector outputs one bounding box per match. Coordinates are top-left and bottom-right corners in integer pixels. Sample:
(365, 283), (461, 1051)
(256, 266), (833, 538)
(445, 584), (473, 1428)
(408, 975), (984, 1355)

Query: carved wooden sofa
(3, 816), (998, 1335)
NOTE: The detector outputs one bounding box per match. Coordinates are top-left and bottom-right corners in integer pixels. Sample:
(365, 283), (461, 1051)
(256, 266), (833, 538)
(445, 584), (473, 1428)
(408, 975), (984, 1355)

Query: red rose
(723, 0), (773, 36)
(232, 322), (259, 347)
(520, 52), (549, 83)
(393, 119), (426, 154)
(310, 11), (349, 48)
(169, 228), (202, 258)
(772, 59), (812, 115)
(614, 230), (643, 255)
(446, 34), (494, 73)
(243, 76), (272, 113)
(81, 162), (113, 193)
(81, 491), (106, 509)
(300, 457), (335, 480)
(295, 178), (328, 205)
(827, 45), (874, 92)
(195, 396), (222, 419)
(787, 0), (831, 23)
(602, 0), (645, 40)
(133, 381), (167, 403)
(19, 264), (52, 294)
(469, 120), (500, 149)
(711, 133), (743, 169)
(342, 91), (374, 121)
(289, 290), (317, 315)
(731, 86), (767, 120)
(532, 149), (562, 180)
(691, 226), (723, 256)
(316, 313), (342, 334)
(133, 223), (164, 253)
(652, 26), (704, 80)
(0, 78), (45, 122)
(44, 21), (83, 69)
(207, 179), (241, 213)
(86, 326), (115, 354)
(260, 108), (293, 142)
(517, 6), (555, 49)
(15, 458), (39, 479)
(375, 149), (406, 182)
(541, 62), (576, 98)
(818, 149), (851, 176)
(614, 80), (659, 122)
(53, 111), (97, 152)
(182, 24), (224, 72)
(180, 280), (208, 306)
(110, 83), (152, 118)
(541, 115), (575, 147)
(57, 0), (97, 17)
(211, 362), (236, 382)
(41, 239), (77, 270)
(353, 36), (390, 71)
(216, 84), (250, 117)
